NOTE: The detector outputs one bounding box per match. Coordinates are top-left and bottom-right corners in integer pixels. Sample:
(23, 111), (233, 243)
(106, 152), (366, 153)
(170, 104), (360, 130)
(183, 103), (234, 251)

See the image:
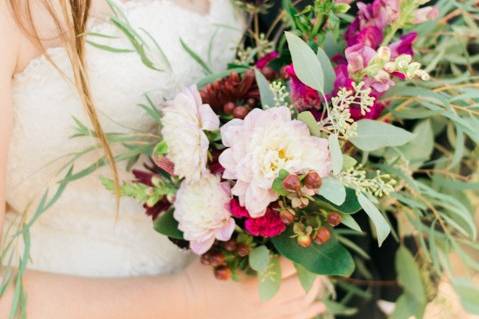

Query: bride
(0, 0), (326, 318)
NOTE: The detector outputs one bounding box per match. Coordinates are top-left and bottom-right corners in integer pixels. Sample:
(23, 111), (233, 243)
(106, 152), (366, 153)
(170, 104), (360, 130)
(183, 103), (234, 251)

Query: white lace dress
(5, 0), (243, 277)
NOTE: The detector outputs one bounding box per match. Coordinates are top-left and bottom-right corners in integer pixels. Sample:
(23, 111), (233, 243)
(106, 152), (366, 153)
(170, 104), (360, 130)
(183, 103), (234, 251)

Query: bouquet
(94, 0), (479, 316)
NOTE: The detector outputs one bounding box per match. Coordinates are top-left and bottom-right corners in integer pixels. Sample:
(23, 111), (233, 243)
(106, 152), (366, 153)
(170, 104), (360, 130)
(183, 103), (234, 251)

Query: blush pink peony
(219, 107), (331, 217)
(173, 173), (235, 255)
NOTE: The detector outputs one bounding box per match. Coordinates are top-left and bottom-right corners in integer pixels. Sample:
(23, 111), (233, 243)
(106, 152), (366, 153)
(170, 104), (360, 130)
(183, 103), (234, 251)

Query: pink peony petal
(190, 236), (216, 255)
(215, 218), (236, 241)
(199, 103), (220, 131)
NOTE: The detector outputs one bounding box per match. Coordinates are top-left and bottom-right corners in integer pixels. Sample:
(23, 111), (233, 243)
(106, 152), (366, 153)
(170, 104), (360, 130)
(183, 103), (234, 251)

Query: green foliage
(297, 111), (322, 136)
(357, 193), (391, 247)
(391, 247), (427, 319)
(350, 120), (415, 152)
(285, 32), (325, 93)
(316, 186), (361, 214)
(258, 256), (282, 301)
(317, 177), (346, 206)
(249, 245), (271, 273)
(153, 210), (184, 240)
(271, 227), (355, 276)
(328, 134), (343, 175)
(294, 263), (317, 292)
(254, 69), (276, 108)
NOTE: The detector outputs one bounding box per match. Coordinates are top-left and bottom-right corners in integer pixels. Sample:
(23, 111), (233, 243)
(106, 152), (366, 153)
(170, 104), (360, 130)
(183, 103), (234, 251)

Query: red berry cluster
(200, 240), (251, 280)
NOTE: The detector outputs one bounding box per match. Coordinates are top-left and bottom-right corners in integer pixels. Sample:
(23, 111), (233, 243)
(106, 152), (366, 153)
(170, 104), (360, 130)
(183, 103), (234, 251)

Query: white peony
(173, 173), (235, 255)
(219, 107), (331, 217)
(161, 86), (219, 182)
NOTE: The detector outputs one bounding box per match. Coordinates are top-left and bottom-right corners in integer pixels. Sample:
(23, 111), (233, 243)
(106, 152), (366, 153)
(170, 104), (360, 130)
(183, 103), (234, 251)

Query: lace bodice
(5, 0), (243, 277)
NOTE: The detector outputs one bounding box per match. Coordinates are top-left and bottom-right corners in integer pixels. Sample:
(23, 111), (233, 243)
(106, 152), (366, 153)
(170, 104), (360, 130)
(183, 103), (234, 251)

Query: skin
(0, 1), (326, 318)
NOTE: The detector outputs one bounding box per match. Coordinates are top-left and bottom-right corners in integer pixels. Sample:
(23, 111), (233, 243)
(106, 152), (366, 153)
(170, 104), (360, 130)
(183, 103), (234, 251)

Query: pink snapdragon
(256, 51), (279, 69)
(390, 32), (417, 58)
(345, 43), (377, 74)
(413, 6), (439, 24)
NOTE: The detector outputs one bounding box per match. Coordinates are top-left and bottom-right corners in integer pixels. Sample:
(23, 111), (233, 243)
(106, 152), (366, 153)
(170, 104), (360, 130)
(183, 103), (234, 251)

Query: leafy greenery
(272, 227), (355, 276)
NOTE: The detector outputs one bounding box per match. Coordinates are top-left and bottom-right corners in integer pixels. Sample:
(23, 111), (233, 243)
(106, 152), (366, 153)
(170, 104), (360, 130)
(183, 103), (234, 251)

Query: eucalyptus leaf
(328, 134), (343, 175)
(317, 177), (346, 206)
(255, 69), (276, 108)
(453, 277), (479, 314)
(399, 120), (434, 164)
(294, 263), (317, 292)
(317, 47), (335, 93)
(297, 111), (321, 136)
(357, 193), (391, 246)
(249, 245), (271, 273)
(341, 214), (362, 232)
(258, 257), (282, 301)
(350, 120), (414, 152)
(285, 32), (324, 93)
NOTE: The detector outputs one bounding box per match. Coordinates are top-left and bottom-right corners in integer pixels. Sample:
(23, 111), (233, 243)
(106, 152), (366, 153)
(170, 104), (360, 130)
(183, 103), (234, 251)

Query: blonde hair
(9, 0), (121, 205)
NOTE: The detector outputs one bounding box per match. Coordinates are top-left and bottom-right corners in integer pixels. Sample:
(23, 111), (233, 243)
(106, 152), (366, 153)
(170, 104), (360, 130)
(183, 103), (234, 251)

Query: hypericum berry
(236, 243), (250, 257)
(209, 251), (226, 267)
(279, 209), (295, 225)
(297, 234), (312, 248)
(233, 106), (249, 119)
(223, 240), (238, 252)
(327, 212), (342, 227)
(246, 98), (257, 107)
(282, 174), (301, 192)
(200, 254), (212, 265)
(261, 66), (276, 80)
(315, 227), (331, 245)
(214, 266), (232, 280)
(223, 102), (236, 115)
(304, 171), (322, 189)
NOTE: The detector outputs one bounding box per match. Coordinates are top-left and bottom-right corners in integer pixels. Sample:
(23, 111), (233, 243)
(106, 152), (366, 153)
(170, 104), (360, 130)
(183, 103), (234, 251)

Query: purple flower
(389, 32), (417, 58)
(256, 51), (279, 69)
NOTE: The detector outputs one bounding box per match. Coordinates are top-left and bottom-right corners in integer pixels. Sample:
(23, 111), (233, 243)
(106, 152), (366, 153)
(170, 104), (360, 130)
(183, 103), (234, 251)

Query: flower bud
(236, 243), (250, 257)
(327, 212), (342, 227)
(223, 240), (238, 252)
(303, 171), (322, 189)
(297, 234), (312, 248)
(282, 174), (301, 192)
(214, 265), (232, 280)
(246, 98), (257, 107)
(223, 102), (236, 115)
(261, 66), (276, 80)
(315, 227), (331, 245)
(279, 209), (295, 225)
(233, 106), (249, 119)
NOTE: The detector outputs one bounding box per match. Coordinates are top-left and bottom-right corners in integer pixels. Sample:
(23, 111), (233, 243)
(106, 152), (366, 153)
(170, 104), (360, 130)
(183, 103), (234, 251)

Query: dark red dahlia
(200, 69), (260, 114)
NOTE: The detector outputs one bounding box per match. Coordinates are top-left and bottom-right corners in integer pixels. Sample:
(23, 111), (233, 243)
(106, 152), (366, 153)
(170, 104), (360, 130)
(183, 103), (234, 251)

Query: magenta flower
(350, 100), (385, 120)
(389, 32), (417, 58)
(256, 51), (279, 69)
(284, 65), (322, 110)
(244, 207), (287, 238)
(333, 64), (354, 93)
(347, 25), (384, 49)
(229, 198), (250, 218)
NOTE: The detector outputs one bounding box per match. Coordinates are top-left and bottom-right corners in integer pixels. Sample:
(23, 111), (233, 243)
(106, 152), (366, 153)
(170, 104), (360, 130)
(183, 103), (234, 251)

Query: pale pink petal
(220, 119), (244, 147)
(215, 218), (236, 241)
(219, 149), (237, 179)
(245, 185), (278, 217)
(199, 103), (220, 131)
(190, 236), (216, 255)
